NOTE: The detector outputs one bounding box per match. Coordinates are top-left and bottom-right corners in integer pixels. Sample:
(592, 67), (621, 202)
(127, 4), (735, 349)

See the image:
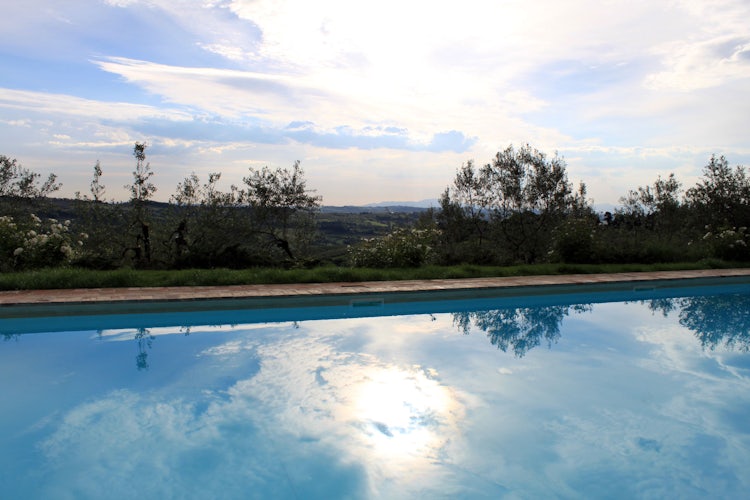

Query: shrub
(0, 214), (81, 271)
(551, 217), (596, 263)
(348, 227), (441, 268)
(703, 226), (750, 261)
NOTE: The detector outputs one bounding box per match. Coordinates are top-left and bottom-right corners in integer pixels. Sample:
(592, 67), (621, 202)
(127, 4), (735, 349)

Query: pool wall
(3, 276), (749, 335)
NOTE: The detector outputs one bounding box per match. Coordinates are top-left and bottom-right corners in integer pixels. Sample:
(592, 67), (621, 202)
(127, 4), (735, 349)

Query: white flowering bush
(348, 227), (440, 268)
(703, 226), (750, 261)
(0, 214), (83, 271)
(551, 217), (597, 263)
(0, 216), (24, 271)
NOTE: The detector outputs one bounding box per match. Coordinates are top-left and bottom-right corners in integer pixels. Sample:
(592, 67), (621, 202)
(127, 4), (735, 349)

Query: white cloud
(1, 119), (32, 128)
(197, 42), (250, 62)
(0, 88), (189, 122)
(92, 0), (750, 143)
(93, 57), (303, 119)
(2, 0), (750, 204)
(646, 36), (750, 91)
(640, 0), (750, 91)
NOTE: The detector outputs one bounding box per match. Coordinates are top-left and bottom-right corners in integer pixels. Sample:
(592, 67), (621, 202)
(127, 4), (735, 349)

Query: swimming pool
(2, 278), (749, 498)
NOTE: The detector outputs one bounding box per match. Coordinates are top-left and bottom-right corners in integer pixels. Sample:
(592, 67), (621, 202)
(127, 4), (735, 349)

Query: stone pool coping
(2, 268), (750, 307)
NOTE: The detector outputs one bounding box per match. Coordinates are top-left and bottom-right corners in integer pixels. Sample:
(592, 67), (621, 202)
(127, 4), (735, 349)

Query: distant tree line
(0, 144), (321, 271)
(1, 143), (749, 272)
(352, 145), (750, 267)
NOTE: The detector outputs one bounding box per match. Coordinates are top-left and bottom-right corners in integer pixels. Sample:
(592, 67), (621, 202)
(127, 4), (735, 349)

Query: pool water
(2, 280), (750, 499)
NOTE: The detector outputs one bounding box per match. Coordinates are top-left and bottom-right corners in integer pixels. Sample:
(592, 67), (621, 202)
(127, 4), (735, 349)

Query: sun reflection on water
(349, 366), (460, 463)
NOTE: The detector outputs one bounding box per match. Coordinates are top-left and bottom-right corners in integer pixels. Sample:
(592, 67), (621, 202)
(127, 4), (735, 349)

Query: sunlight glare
(352, 366), (458, 460)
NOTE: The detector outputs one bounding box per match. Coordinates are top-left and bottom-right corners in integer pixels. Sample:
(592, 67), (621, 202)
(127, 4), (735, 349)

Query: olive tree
(169, 172), (244, 267)
(685, 155), (750, 229)
(0, 155), (60, 200)
(439, 144), (588, 264)
(434, 160), (494, 263)
(0, 155), (61, 217)
(618, 173), (682, 225)
(589, 173), (689, 263)
(73, 161), (131, 268)
(614, 172), (684, 251)
(241, 161), (321, 263)
(485, 144), (587, 263)
(124, 142), (157, 265)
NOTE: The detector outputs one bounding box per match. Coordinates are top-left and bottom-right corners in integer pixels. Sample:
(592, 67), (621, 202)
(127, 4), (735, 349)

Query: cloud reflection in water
(2, 288), (750, 498)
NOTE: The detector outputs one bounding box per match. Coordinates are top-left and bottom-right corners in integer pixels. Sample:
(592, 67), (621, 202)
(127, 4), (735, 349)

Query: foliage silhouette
(2, 145), (750, 270)
(434, 144), (592, 265)
(647, 293), (750, 352)
(455, 290), (750, 357)
(453, 303), (592, 357)
(134, 328), (154, 371)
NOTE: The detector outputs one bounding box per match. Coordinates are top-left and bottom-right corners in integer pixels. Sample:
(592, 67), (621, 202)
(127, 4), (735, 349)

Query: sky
(1, 0), (750, 206)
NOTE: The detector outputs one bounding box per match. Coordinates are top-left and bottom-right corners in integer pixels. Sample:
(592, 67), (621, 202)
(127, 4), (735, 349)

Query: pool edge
(2, 269), (750, 318)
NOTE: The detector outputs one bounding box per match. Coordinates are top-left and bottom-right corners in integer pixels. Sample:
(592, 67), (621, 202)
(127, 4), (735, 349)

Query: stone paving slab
(2, 268), (750, 307)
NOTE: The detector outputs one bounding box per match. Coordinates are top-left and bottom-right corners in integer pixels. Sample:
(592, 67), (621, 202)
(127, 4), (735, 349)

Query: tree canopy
(1, 143), (750, 271)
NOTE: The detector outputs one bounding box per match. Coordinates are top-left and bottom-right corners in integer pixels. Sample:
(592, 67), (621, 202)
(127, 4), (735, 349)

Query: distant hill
(318, 198), (438, 214)
(9, 195), (621, 221)
(25, 197), (618, 216)
(364, 199), (438, 208)
(321, 205), (431, 214)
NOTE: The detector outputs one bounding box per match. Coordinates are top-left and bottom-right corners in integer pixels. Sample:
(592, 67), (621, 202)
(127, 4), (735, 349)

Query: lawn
(0, 260), (741, 291)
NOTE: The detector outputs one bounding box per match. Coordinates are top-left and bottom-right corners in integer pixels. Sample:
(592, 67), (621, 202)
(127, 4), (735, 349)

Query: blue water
(1, 280), (750, 499)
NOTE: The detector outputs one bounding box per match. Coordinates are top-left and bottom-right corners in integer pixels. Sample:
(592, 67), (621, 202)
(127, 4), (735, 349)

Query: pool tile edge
(2, 269), (750, 307)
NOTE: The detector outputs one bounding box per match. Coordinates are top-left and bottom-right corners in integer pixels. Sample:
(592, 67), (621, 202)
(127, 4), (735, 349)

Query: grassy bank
(0, 260), (743, 291)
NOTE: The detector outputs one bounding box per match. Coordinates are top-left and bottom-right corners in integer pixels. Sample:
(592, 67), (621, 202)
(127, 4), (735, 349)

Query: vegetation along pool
(2, 278), (749, 498)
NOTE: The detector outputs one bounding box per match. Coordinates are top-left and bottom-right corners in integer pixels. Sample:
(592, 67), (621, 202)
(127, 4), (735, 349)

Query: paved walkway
(2, 268), (750, 307)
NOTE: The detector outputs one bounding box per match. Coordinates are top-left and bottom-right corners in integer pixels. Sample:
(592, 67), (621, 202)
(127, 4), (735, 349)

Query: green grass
(0, 259), (745, 291)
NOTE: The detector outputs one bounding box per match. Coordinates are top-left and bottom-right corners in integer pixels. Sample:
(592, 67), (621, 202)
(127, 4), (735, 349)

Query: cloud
(284, 123), (476, 152)
(2, 0), (750, 205)
(92, 57), (302, 118)
(2, 56), (474, 154)
(646, 35), (750, 91)
(0, 88), (188, 122)
(428, 131), (477, 153)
